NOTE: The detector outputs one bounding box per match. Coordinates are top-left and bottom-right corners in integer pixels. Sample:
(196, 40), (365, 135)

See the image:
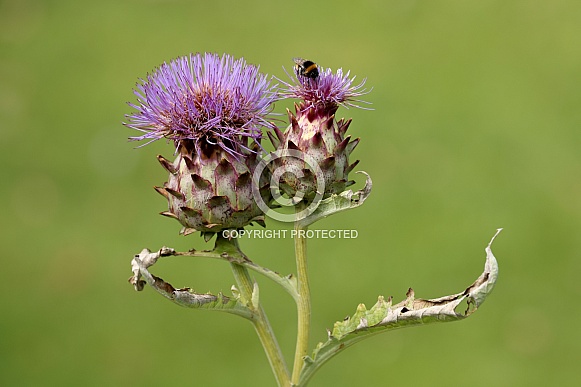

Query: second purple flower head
(268, 58), (370, 202)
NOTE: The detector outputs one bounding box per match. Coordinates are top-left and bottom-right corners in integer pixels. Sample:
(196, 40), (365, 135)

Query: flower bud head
(125, 53), (276, 235)
(272, 63), (369, 201)
(155, 140), (267, 236)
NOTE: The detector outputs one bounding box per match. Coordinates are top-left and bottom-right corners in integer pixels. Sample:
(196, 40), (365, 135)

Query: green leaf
(298, 171), (372, 227)
(298, 229), (502, 386)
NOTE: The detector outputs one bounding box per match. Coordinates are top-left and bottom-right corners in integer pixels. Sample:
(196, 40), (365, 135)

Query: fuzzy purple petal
(125, 53), (278, 156)
(280, 66), (371, 111)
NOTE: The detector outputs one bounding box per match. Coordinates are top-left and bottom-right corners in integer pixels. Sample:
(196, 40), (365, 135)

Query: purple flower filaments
(125, 53), (277, 157)
(280, 66), (370, 114)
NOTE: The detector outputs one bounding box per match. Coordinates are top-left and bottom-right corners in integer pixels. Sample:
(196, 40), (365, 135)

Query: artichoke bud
(125, 53), (279, 238)
(155, 141), (267, 238)
(273, 61), (369, 203)
(272, 102), (360, 201)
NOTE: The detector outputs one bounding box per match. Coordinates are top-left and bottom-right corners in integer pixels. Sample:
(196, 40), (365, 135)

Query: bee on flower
(269, 58), (371, 202)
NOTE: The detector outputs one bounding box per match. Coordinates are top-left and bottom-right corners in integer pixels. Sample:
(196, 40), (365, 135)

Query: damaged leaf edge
(130, 252), (254, 319)
(298, 229), (502, 386)
(128, 244), (300, 302)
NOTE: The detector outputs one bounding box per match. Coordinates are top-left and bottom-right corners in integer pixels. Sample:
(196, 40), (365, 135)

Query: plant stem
(227, 245), (291, 386)
(291, 209), (311, 384)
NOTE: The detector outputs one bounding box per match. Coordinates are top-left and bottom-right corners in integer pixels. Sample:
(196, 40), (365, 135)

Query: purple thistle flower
(125, 53), (277, 237)
(280, 66), (370, 115)
(125, 53), (278, 156)
(270, 62), (370, 200)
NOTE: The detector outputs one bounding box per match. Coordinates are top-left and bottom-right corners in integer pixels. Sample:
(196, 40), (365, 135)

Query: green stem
(292, 210), (311, 384)
(225, 238), (291, 387)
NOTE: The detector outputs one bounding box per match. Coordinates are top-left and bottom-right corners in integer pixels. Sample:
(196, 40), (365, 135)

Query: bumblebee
(293, 57), (319, 79)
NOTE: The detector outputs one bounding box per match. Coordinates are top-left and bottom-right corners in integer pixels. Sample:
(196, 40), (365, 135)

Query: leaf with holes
(298, 229), (502, 385)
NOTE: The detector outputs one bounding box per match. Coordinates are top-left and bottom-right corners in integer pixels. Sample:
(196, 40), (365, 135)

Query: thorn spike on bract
(339, 118), (352, 136)
(325, 115), (334, 130)
(160, 211), (179, 220)
(183, 155), (195, 171)
(290, 114), (299, 132)
(180, 227), (197, 236)
(346, 138), (360, 155)
(306, 107), (316, 121)
(157, 154), (177, 174)
(165, 187), (184, 200)
(335, 135), (351, 154)
(346, 159), (360, 174)
(274, 126), (285, 143)
(267, 131), (279, 147)
(154, 186), (169, 198)
(286, 107), (294, 123)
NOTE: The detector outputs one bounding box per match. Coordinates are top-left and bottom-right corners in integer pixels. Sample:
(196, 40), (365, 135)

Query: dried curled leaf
(129, 242), (300, 303)
(129, 247), (175, 291)
(298, 229), (502, 385)
(129, 247), (253, 319)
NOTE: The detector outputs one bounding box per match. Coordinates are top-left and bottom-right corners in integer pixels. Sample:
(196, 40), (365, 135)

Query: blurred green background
(1, 0), (579, 385)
